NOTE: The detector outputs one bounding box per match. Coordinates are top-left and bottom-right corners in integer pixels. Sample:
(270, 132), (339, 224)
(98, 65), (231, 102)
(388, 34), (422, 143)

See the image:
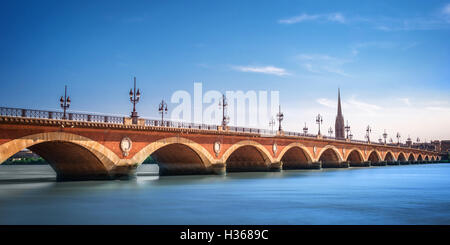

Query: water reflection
(0, 164), (449, 224)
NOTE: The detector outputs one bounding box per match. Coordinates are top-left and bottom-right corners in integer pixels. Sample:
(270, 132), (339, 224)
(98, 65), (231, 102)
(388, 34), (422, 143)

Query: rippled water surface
(1, 164), (450, 224)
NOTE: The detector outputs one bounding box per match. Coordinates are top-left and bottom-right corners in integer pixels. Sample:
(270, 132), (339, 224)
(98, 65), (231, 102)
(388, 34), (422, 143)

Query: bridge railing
(0, 107), (124, 124)
(0, 106), (437, 152)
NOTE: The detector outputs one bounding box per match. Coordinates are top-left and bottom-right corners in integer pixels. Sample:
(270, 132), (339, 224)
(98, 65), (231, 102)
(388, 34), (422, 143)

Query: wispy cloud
(316, 97), (381, 113)
(297, 54), (352, 77)
(232, 65), (290, 76)
(279, 13), (346, 24)
(398, 98), (411, 106)
(442, 3), (450, 22)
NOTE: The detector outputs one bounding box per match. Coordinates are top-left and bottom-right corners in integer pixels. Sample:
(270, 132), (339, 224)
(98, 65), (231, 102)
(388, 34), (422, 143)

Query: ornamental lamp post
(269, 117), (275, 133)
(316, 114), (323, 135)
(365, 125), (372, 143)
(60, 85), (71, 120)
(158, 99), (168, 126)
(218, 94), (230, 127)
(276, 105), (284, 132)
(345, 120), (351, 139)
(328, 127), (334, 137)
(303, 122), (308, 135)
(383, 130), (388, 144)
(129, 77), (141, 124)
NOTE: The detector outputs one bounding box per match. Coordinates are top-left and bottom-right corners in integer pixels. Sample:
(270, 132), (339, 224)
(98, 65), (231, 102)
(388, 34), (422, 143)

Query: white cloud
(297, 54), (351, 77)
(347, 98), (382, 112)
(316, 98), (336, 108)
(232, 65), (290, 76)
(279, 13), (346, 24)
(398, 98), (411, 106)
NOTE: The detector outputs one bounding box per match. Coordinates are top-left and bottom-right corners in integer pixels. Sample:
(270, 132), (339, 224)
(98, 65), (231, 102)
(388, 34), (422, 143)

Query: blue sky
(1, 0), (450, 141)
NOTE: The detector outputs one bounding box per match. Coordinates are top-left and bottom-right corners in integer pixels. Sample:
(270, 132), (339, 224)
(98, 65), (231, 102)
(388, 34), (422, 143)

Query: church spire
(337, 88), (342, 116)
(335, 88), (345, 139)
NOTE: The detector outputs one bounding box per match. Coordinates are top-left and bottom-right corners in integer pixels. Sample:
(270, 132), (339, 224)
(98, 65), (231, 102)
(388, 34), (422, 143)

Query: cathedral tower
(335, 88), (345, 139)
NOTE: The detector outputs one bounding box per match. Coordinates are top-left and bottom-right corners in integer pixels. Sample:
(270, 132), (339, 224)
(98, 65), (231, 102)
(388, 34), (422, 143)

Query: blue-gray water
(1, 164), (450, 225)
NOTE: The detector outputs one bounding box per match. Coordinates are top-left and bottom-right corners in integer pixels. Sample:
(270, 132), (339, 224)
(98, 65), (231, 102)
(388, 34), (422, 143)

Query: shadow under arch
(276, 143), (313, 170)
(0, 132), (125, 180)
(346, 149), (364, 165)
(367, 150), (382, 163)
(384, 151), (395, 162)
(408, 153), (415, 162)
(131, 137), (217, 175)
(417, 154), (424, 162)
(397, 152), (407, 162)
(221, 140), (275, 172)
(317, 145), (344, 168)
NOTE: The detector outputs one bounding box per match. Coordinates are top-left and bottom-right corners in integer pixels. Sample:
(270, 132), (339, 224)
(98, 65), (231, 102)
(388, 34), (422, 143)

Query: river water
(0, 164), (449, 225)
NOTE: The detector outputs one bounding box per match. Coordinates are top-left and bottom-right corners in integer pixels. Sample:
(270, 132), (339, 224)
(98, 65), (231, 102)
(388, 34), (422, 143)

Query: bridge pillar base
(388, 161), (400, 165)
(56, 165), (138, 181)
(400, 161), (409, 165)
(268, 162), (282, 172)
(349, 161), (371, 167)
(209, 163), (226, 175)
(283, 162), (322, 170)
(371, 161), (387, 166)
(322, 161), (349, 168)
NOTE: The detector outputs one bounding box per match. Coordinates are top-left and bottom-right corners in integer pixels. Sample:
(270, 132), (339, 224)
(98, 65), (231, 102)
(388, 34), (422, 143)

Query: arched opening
(346, 150), (364, 165)
(384, 152), (394, 162)
(408, 153), (415, 162)
(367, 151), (381, 164)
(431, 156), (435, 162)
(1, 141), (111, 181)
(281, 147), (312, 169)
(417, 155), (423, 162)
(319, 148), (342, 168)
(226, 145), (270, 172)
(398, 152), (407, 162)
(148, 143), (210, 175)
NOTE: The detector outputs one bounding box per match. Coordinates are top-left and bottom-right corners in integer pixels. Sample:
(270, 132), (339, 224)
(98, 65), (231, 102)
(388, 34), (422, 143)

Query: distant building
(7, 149), (40, 161)
(441, 140), (450, 153)
(335, 88), (345, 139)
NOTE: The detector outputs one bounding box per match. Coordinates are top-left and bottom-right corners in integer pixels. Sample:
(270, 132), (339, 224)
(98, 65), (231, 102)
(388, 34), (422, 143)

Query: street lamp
(303, 122), (308, 135)
(383, 130), (388, 144)
(276, 105), (284, 132)
(60, 85), (71, 120)
(316, 114), (323, 135)
(328, 127), (334, 137)
(269, 117), (275, 133)
(218, 94), (230, 127)
(158, 99), (168, 126)
(129, 77), (141, 124)
(365, 125), (372, 143)
(345, 120), (351, 139)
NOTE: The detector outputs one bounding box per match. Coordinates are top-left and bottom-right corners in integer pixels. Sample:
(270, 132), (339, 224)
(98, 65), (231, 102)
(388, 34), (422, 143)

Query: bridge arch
(397, 152), (407, 162)
(346, 149), (364, 165)
(132, 137), (216, 175)
(417, 154), (423, 162)
(221, 140), (274, 172)
(367, 150), (382, 163)
(276, 143), (313, 169)
(0, 132), (122, 180)
(317, 145), (343, 167)
(384, 151), (395, 162)
(407, 153), (415, 162)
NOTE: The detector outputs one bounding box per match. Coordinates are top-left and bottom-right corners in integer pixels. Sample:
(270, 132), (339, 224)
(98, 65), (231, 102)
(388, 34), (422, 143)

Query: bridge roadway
(0, 107), (441, 181)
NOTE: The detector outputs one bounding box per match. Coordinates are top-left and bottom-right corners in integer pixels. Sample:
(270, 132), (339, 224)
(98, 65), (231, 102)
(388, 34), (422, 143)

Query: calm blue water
(0, 164), (450, 225)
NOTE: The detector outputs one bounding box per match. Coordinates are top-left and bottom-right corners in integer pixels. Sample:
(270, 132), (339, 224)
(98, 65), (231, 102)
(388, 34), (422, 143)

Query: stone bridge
(0, 107), (440, 180)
